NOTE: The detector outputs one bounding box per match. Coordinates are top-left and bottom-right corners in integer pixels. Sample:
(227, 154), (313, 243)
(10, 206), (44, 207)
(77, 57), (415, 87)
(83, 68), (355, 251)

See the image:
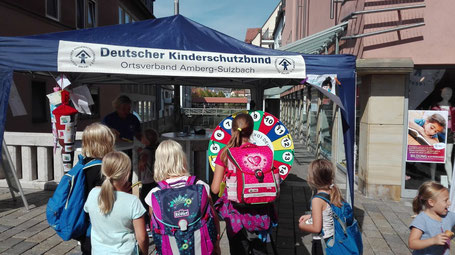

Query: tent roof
(0, 15), (355, 89)
(25, 15), (296, 56)
(0, 14), (357, 205)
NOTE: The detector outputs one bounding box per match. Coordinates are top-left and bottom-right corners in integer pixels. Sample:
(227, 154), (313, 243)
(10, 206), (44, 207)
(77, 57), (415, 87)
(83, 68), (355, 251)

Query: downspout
(306, 0), (310, 37)
(294, 0), (299, 42)
(302, 0), (307, 37)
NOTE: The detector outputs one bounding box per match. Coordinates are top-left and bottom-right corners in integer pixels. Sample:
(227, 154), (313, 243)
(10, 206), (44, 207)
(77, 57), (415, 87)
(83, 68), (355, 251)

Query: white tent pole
(174, 0), (179, 15)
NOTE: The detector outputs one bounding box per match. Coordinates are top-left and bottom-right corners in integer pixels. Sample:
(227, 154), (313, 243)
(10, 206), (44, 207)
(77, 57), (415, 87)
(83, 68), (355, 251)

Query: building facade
(266, 0), (455, 200)
(0, 0), (162, 134)
(245, 2), (281, 48)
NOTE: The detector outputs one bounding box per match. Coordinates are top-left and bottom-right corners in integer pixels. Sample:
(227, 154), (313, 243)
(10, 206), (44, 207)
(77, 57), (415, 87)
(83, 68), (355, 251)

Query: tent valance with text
(58, 41), (306, 78)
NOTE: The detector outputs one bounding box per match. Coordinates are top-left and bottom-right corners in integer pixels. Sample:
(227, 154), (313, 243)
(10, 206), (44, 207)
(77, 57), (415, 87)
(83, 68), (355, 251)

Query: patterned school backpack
(46, 155), (102, 241)
(225, 143), (279, 204)
(314, 193), (363, 255)
(150, 176), (217, 255)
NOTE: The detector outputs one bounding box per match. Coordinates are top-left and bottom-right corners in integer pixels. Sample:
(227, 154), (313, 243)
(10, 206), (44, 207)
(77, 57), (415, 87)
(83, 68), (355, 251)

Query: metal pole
(341, 22), (425, 40)
(335, 33), (339, 54)
(341, 4), (425, 22)
(174, 0), (179, 15)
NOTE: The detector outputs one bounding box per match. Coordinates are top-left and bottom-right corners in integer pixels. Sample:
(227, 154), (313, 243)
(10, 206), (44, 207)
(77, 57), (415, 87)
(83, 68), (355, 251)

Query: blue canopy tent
(0, 15), (356, 204)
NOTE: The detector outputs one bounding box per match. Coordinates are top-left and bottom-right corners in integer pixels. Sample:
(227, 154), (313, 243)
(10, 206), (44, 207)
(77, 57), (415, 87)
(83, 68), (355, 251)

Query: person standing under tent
(211, 113), (277, 255)
(102, 95), (141, 142)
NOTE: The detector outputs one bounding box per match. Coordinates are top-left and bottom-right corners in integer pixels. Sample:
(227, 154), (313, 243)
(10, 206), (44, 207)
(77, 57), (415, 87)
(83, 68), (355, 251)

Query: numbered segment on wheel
(208, 110), (294, 182)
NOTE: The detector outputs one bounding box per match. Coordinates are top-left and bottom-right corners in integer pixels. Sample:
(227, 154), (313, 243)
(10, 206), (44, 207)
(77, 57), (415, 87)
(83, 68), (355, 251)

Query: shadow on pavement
(0, 189), (52, 211)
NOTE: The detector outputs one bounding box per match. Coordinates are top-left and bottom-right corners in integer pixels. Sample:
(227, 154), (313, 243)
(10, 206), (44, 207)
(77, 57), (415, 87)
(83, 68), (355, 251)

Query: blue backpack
(46, 155), (102, 241)
(314, 193), (363, 255)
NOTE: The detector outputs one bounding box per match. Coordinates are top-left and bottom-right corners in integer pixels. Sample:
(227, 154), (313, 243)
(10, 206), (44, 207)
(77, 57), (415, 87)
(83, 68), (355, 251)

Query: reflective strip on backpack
(244, 183), (276, 188)
(194, 229), (202, 255)
(243, 192), (277, 198)
(169, 236), (180, 254)
(153, 213), (203, 229)
(64, 174), (75, 209)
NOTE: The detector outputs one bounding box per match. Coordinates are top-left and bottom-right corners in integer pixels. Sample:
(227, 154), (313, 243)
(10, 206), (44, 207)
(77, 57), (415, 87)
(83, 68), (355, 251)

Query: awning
(278, 21), (348, 54)
(264, 86), (293, 99)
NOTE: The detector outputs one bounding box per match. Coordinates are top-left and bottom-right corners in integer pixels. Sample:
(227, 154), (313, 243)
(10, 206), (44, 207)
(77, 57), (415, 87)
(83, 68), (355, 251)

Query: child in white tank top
(298, 159), (344, 255)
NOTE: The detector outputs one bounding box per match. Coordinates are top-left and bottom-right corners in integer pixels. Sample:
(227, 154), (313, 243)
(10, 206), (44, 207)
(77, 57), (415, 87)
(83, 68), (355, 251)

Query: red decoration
(52, 90), (78, 172)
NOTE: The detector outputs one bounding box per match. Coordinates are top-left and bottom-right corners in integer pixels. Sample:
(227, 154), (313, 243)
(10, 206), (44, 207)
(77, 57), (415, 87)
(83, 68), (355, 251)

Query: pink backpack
(150, 176), (217, 255)
(225, 143), (279, 204)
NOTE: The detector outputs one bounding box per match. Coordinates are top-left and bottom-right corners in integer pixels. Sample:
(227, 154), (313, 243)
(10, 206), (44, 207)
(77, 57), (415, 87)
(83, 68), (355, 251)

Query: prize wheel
(208, 110), (294, 182)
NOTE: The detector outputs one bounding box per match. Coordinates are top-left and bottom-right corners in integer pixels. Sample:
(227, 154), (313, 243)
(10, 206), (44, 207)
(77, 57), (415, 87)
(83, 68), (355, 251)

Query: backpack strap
(158, 176), (196, 190)
(186, 175), (197, 186)
(313, 192), (330, 203)
(157, 180), (171, 189)
(315, 192), (349, 236)
(83, 158), (102, 169)
(238, 142), (257, 149)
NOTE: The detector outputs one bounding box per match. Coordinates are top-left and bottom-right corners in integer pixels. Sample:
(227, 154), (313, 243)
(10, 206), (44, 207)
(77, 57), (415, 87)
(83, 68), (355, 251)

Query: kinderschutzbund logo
(274, 57), (295, 74)
(70, 46), (95, 68)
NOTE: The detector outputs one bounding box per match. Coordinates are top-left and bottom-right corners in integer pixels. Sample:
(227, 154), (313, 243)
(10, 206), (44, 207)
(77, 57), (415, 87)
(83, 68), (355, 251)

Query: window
(76, 0), (97, 29)
(87, 0), (97, 28)
(46, 0), (59, 20)
(125, 13), (131, 23)
(118, 6), (136, 24)
(76, 0), (85, 29)
(32, 81), (47, 123)
(118, 7), (124, 24)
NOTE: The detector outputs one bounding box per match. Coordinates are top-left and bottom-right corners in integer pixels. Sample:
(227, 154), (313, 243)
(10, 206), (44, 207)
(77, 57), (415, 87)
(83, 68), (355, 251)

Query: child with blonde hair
(298, 159), (344, 255)
(84, 151), (148, 255)
(408, 181), (455, 255)
(145, 139), (220, 254)
(79, 122), (115, 254)
(81, 123), (116, 199)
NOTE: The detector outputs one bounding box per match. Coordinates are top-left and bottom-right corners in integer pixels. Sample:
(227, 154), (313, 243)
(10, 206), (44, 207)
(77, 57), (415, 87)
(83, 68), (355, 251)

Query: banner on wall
(407, 110), (448, 163)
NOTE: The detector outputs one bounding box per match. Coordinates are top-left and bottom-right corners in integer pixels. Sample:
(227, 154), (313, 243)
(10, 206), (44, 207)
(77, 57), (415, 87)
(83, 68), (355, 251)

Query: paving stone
(363, 229), (383, 238)
(14, 222), (49, 239)
(0, 237), (24, 249)
(368, 236), (393, 253)
(0, 226), (24, 241)
(27, 234), (62, 254)
(45, 241), (77, 255)
(3, 241), (37, 254)
(27, 227), (56, 243)
(0, 224), (11, 233)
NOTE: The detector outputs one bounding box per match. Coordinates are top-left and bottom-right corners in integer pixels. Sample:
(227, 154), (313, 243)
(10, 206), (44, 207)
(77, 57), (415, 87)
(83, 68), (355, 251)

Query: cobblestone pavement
(0, 141), (442, 254)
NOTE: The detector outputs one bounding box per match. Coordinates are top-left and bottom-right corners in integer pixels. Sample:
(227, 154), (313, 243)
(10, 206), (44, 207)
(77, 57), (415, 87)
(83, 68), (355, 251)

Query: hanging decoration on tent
(208, 110), (294, 182)
(52, 90), (78, 172)
(55, 74), (72, 90)
(46, 74), (72, 154)
(46, 86), (62, 154)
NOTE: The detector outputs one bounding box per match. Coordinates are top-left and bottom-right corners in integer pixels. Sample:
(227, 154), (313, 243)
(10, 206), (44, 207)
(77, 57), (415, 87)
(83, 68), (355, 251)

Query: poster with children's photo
(305, 74), (337, 95)
(407, 110), (448, 163)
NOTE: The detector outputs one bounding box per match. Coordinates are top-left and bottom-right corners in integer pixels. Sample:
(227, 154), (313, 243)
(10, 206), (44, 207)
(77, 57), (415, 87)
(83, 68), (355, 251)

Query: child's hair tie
(237, 128), (242, 132)
(329, 184), (334, 189)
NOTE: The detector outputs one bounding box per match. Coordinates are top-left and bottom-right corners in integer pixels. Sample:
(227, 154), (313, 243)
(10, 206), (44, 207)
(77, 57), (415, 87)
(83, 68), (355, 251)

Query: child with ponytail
(408, 181), (455, 255)
(211, 113), (277, 255)
(298, 159), (343, 255)
(84, 151), (148, 255)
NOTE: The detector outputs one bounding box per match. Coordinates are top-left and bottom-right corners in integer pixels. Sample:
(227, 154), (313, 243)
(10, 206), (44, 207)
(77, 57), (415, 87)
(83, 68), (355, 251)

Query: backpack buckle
(254, 169), (264, 182)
